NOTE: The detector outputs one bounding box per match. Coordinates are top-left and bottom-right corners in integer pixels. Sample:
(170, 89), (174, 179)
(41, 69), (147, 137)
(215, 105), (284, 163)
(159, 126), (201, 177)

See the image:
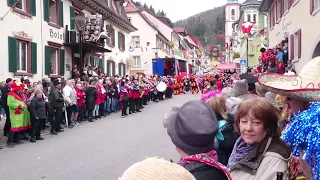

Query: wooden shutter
(123, 64), (126, 77)
(106, 60), (110, 76)
(310, 0), (314, 14)
(43, 0), (49, 22)
(30, 0), (36, 16)
(290, 34), (294, 60)
(112, 62), (115, 76)
(122, 34), (125, 51)
(118, 32), (121, 49)
(112, 28), (115, 46)
(60, 49), (65, 75)
(59, 0), (64, 27)
(70, 7), (75, 30)
(118, 63), (121, 76)
(44, 46), (51, 75)
(298, 29), (301, 58)
(7, 0), (15, 7)
(8, 36), (17, 72)
(31, 42), (37, 74)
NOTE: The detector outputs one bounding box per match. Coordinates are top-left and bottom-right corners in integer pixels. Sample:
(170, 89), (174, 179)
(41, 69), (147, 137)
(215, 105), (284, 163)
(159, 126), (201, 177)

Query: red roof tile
(173, 28), (186, 33)
(188, 35), (199, 46)
(124, 0), (140, 13)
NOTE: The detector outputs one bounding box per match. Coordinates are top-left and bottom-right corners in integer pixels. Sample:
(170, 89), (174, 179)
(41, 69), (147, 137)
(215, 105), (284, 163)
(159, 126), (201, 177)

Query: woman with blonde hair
(205, 94), (239, 165)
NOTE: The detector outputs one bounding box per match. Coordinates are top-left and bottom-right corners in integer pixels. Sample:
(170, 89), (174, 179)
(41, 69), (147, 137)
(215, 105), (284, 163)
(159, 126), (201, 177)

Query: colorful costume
(7, 81), (31, 132)
(190, 76), (199, 94)
(173, 76), (180, 95)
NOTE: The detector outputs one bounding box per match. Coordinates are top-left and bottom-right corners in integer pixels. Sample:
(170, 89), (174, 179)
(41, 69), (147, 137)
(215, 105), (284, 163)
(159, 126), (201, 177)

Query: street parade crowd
(1, 48), (319, 180)
(119, 58), (320, 180)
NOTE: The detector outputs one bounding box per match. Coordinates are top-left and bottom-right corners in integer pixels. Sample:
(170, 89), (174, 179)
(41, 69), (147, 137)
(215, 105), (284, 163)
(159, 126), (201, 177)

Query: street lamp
(74, 15), (87, 76)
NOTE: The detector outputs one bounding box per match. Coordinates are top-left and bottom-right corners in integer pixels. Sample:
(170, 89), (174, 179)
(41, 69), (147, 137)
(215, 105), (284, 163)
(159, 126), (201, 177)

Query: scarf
(178, 150), (232, 180)
(227, 137), (256, 169)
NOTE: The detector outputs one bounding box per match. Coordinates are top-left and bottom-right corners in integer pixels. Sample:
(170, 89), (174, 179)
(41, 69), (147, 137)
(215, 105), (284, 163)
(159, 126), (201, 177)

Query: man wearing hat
(1, 78), (13, 136)
(49, 79), (65, 135)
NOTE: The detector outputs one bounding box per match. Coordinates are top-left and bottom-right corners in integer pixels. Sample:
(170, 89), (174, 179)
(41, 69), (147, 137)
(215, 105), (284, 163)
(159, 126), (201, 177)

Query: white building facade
(0, 0), (136, 82)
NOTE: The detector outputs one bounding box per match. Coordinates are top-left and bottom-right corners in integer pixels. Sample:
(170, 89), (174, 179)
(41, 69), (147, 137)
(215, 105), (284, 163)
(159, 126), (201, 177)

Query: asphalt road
(0, 94), (197, 180)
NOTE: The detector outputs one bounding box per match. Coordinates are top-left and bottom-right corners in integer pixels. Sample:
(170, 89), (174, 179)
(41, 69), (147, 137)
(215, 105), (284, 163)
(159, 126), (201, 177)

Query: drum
(156, 82), (167, 92)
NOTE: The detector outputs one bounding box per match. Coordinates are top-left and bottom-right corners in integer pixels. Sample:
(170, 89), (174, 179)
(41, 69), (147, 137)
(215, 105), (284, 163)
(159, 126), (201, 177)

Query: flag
(242, 22), (255, 34)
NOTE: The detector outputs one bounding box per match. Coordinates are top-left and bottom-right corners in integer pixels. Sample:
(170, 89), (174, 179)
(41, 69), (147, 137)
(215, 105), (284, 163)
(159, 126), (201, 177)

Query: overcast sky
(137, 0), (245, 22)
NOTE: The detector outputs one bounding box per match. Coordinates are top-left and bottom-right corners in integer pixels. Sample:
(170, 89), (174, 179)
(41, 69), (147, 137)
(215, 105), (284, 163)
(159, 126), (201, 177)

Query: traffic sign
(240, 60), (247, 66)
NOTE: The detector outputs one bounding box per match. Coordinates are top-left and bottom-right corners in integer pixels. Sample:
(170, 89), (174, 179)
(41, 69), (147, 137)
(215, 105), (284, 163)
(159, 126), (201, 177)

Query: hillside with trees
(174, 6), (226, 51)
(131, 1), (167, 18)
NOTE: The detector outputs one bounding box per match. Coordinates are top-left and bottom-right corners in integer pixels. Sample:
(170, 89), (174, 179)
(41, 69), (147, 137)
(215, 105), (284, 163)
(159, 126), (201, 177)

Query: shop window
(8, 36), (37, 75)
(17, 40), (28, 72)
(133, 56), (141, 67)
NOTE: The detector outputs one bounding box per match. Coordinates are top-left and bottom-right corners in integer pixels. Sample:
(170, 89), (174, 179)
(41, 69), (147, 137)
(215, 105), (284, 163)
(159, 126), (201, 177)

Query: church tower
(225, 0), (240, 62)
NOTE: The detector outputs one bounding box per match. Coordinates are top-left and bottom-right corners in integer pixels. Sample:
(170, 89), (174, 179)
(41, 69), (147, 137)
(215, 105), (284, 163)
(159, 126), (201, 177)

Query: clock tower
(225, 0), (240, 62)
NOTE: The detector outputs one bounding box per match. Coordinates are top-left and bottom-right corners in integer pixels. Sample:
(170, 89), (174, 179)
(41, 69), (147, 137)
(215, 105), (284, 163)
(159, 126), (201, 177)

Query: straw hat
(259, 56), (320, 101)
(118, 157), (195, 180)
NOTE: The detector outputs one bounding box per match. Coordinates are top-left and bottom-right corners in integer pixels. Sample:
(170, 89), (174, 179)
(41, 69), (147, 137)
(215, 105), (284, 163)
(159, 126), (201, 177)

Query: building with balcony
(232, 0), (267, 67)
(1, 0), (136, 81)
(260, 0), (320, 72)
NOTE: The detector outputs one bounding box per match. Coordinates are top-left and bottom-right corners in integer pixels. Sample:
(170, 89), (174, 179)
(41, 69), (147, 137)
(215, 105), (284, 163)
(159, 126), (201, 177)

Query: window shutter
(123, 34), (125, 51)
(59, 0), (64, 27)
(118, 63), (121, 76)
(31, 42), (37, 74)
(70, 7), (75, 30)
(280, 0), (283, 17)
(112, 62), (115, 76)
(106, 60), (110, 76)
(118, 32), (121, 49)
(44, 46), (51, 75)
(30, 0), (36, 16)
(7, 0), (15, 7)
(290, 34), (294, 60)
(112, 28), (115, 46)
(43, 0), (49, 22)
(310, 0), (314, 14)
(8, 36), (17, 72)
(123, 64), (126, 76)
(298, 29), (301, 58)
(60, 49), (65, 75)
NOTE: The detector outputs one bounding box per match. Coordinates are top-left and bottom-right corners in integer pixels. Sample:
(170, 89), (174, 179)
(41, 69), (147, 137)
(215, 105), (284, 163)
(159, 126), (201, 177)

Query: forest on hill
(174, 6), (225, 51)
(131, 1), (167, 18)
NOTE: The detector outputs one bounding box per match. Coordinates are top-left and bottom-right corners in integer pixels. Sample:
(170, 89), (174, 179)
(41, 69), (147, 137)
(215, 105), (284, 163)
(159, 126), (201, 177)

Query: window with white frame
(253, 14), (257, 22)
(133, 56), (141, 67)
(16, 40), (28, 72)
(49, 0), (58, 24)
(247, 14), (251, 22)
(132, 36), (140, 46)
(276, 0), (281, 21)
(315, 0), (320, 10)
(16, 0), (28, 12)
(294, 32), (299, 59)
(50, 47), (59, 74)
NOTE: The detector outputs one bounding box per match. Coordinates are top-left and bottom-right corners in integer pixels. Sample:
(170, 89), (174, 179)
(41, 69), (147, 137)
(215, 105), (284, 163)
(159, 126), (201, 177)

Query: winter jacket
(76, 88), (86, 107)
(112, 83), (119, 98)
(229, 137), (290, 180)
(49, 87), (64, 108)
(182, 162), (228, 180)
(95, 85), (103, 105)
(63, 85), (77, 107)
(85, 85), (97, 110)
(1, 85), (10, 107)
(30, 97), (46, 120)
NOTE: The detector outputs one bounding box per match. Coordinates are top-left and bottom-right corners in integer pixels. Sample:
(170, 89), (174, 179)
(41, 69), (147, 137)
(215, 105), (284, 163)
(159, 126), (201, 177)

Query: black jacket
(0, 85), (10, 107)
(30, 97), (46, 119)
(49, 87), (64, 108)
(85, 85), (97, 110)
(182, 161), (228, 180)
(112, 83), (119, 98)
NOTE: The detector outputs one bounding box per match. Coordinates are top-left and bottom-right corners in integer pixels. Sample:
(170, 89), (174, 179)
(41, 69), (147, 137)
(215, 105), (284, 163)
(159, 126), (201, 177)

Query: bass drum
(156, 82), (167, 92)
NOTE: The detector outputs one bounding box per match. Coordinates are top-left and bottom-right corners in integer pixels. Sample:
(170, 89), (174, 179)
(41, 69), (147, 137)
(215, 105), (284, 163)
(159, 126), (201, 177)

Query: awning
(64, 42), (112, 53)
(216, 63), (238, 69)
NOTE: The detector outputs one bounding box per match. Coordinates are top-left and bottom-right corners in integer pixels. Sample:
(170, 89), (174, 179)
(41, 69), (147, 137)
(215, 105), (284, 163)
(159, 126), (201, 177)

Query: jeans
(93, 105), (99, 116)
(112, 98), (119, 111)
(105, 98), (112, 113)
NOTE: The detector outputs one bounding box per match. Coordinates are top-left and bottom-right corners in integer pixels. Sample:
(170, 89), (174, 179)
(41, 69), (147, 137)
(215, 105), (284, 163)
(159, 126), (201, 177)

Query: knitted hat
(118, 157), (195, 180)
(226, 97), (242, 116)
(167, 100), (218, 155)
(233, 79), (248, 97)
